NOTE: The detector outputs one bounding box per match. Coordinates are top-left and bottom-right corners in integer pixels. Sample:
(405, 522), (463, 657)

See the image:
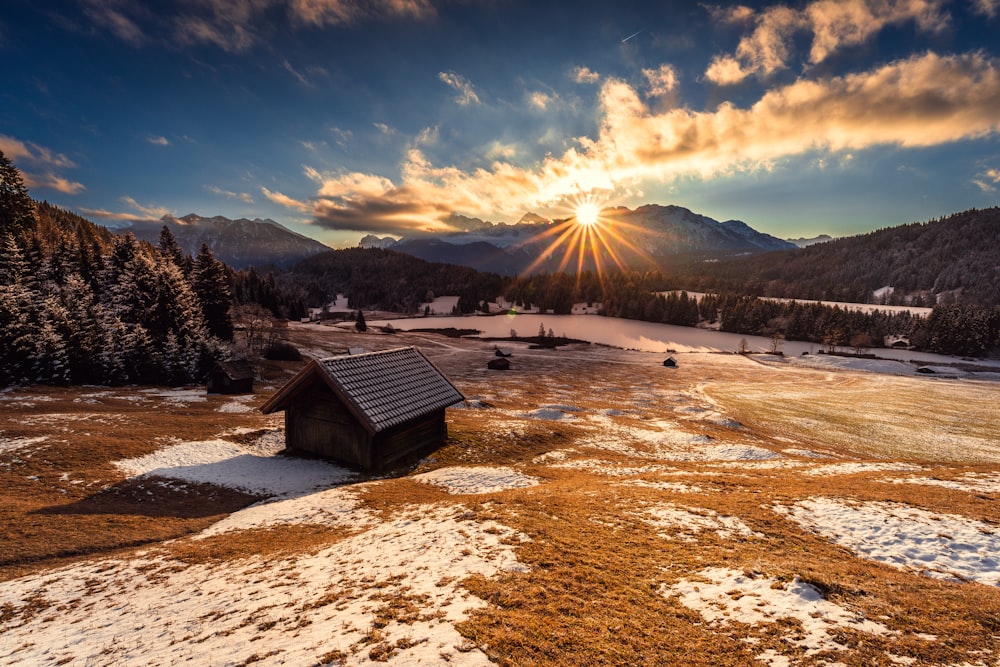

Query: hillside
(679, 208), (1000, 305)
(2, 326), (999, 665)
(125, 214), (331, 269)
(287, 247), (505, 314)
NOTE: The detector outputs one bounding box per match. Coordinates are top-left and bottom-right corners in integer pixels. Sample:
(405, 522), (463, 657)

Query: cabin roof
(260, 347), (464, 433)
(214, 359), (254, 381)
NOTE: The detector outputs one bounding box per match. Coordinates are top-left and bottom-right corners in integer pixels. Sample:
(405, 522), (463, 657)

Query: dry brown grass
(2, 325), (999, 665)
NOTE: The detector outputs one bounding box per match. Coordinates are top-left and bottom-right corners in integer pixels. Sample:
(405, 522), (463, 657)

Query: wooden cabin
(260, 347), (464, 471)
(206, 360), (254, 394)
(487, 357), (511, 370)
(663, 356), (677, 368)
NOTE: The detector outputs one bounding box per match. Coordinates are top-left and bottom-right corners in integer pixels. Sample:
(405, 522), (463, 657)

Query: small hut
(494, 347), (513, 357)
(206, 360), (254, 394)
(663, 356), (677, 368)
(487, 357), (511, 370)
(260, 347), (463, 471)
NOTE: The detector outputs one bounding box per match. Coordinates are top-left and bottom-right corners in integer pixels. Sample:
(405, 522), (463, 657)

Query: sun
(575, 202), (600, 226)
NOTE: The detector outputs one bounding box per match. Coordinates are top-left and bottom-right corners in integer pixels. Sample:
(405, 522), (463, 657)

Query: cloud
(642, 64), (679, 96)
(82, 0), (146, 47)
(81, 0), (438, 52)
(207, 185), (254, 203)
(282, 59), (313, 87)
(288, 0), (436, 26)
(528, 91), (552, 110)
(373, 122), (396, 136)
(705, 0), (949, 84)
(261, 186), (312, 213)
(572, 66), (600, 84)
(438, 71), (480, 106)
(0, 135), (76, 168)
(23, 173), (87, 195)
(290, 51), (1000, 235)
(80, 196), (172, 221)
(972, 167), (1000, 192)
(973, 0), (1000, 16)
(0, 135), (84, 194)
(147, 135), (170, 146)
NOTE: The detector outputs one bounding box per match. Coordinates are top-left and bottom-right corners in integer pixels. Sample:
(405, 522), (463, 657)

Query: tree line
(0, 151), (301, 386)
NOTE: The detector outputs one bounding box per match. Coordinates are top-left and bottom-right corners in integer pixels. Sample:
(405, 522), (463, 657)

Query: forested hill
(287, 248), (505, 314)
(678, 208), (1000, 306)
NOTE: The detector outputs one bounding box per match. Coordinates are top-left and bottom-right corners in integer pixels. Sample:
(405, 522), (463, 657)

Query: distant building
(487, 357), (511, 370)
(663, 356), (677, 368)
(494, 347), (513, 357)
(206, 360), (254, 395)
(884, 335), (911, 349)
(260, 347), (464, 471)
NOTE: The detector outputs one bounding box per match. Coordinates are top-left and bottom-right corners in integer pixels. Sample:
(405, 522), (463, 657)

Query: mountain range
(361, 204), (794, 275)
(123, 214), (331, 269)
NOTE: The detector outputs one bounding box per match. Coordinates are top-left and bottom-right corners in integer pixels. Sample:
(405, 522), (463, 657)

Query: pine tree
(158, 225), (192, 275)
(192, 242), (234, 341)
(355, 310), (367, 332)
(0, 151), (36, 237)
(0, 234), (36, 385)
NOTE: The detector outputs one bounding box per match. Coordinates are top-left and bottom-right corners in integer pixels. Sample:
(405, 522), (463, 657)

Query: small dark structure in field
(494, 347), (513, 357)
(206, 360), (254, 394)
(487, 357), (511, 370)
(916, 366), (936, 374)
(663, 356), (677, 368)
(260, 347), (464, 471)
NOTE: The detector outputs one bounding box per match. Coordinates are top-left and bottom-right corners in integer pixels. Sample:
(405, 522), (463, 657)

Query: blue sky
(3, 0), (1000, 247)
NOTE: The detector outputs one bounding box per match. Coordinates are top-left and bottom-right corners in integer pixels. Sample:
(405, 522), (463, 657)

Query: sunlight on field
(2, 326), (999, 667)
(700, 361), (1000, 462)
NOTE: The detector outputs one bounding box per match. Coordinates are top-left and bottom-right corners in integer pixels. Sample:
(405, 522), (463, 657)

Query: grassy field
(1, 323), (999, 666)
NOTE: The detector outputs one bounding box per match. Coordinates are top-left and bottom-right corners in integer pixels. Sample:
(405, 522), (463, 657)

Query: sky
(2, 0), (1000, 248)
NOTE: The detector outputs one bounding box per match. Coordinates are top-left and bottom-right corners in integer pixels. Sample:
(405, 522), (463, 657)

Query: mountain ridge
(361, 204), (793, 274)
(122, 213), (331, 269)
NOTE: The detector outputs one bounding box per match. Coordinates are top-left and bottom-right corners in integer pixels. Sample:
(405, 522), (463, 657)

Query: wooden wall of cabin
(285, 385), (373, 468)
(372, 409), (447, 470)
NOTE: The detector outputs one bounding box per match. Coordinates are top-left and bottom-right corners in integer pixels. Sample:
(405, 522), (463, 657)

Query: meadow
(1, 323), (999, 666)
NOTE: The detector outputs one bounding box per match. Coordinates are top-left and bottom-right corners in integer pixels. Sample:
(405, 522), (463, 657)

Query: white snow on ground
(640, 503), (762, 541)
(196, 485), (374, 539)
(0, 502), (529, 667)
(884, 472), (1000, 494)
(138, 387), (208, 403)
(414, 466), (540, 494)
(552, 459), (680, 476)
(665, 568), (893, 664)
(114, 439), (357, 498)
(622, 480), (703, 493)
(0, 435), (47, 453)
(520, 407), (576, 421)
(803, 462), (923, 476)
(775, 498), (1000, 585)
(217, 395), (255, 413)
(531, 449), (574, 464)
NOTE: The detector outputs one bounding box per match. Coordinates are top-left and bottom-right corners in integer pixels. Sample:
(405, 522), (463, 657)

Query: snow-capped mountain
(125, 214), (331, 269)
(786, 234), (834, 248)
(362, 204), (794, 275)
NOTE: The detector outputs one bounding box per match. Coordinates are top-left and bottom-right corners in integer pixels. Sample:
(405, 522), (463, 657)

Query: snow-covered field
(1, 324), (999, 666)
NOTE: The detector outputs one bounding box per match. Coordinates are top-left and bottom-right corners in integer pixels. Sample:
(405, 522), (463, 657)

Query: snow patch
(113, 439), (356, 497)
(0, 504), (528, 667)
(775, 498), (1000, 585)
(666, 568), (892, 662)
(641, 503), (761, 541)
(414, 466), (540, 495)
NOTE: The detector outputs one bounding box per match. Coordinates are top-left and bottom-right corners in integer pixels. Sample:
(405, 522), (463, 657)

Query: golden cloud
(270, 52), (1000, 235)
(707, 0), (949, 84)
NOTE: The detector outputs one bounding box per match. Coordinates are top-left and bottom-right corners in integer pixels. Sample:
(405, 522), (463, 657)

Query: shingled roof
(260, 347), (464, 433)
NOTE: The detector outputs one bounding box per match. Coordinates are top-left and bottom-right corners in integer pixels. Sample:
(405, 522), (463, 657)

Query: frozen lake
(367, 312), (996, 368)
